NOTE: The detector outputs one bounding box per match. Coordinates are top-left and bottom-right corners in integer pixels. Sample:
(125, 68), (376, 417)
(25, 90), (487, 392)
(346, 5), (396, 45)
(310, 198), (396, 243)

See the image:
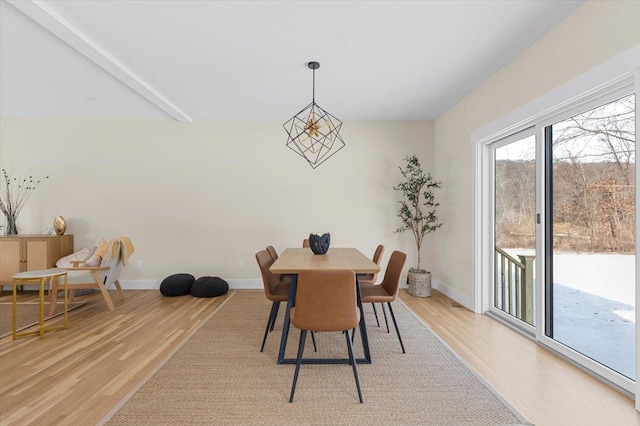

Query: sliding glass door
(477, 60), (639, 399)
(486, 91), (636, 389)
(545, 94), (636, 380)
(493, 132), (536, 327)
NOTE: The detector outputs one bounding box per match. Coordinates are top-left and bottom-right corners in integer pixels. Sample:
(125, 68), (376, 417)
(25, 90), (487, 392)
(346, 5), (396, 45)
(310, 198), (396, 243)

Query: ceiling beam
(7, 0), (192, 122)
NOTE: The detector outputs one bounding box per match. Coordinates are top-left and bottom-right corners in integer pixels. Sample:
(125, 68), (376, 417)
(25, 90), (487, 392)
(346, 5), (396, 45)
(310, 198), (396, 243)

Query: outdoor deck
(496, 249), (634, 379)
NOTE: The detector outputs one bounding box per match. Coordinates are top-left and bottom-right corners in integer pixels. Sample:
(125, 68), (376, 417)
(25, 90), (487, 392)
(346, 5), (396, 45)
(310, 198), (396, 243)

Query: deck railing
(494, 247), (534, 325)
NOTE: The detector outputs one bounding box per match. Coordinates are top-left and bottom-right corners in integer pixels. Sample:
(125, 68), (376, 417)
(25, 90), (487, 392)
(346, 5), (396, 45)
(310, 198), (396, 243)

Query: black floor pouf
(191, 276), (229, 298)
(160, 273), (195, 297)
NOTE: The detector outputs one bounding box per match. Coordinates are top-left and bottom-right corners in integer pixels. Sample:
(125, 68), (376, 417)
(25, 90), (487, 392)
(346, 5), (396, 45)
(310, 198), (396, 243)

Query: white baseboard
(224, 279), (263, 289)
(117, 278), (263, 290)
(9, 279), (467, 303)
(432, 279), (473, 311)
(118, 279), (161, 290)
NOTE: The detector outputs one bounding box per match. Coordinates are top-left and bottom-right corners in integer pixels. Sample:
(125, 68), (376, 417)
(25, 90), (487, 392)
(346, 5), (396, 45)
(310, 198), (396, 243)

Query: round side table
(12, 268), (69, 339)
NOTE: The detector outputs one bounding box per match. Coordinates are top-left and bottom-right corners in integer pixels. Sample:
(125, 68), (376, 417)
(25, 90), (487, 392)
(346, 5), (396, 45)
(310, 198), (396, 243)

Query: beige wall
(433, 0), (640, 301)
(4, 1), (636, 294)
(0, 119), (433, 284)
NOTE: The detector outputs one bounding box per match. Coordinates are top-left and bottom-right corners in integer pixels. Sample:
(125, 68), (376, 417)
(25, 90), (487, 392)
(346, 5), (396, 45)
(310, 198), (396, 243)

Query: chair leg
(270, 301), (280, 332)
(345, 329), (364, 403)
(114, 280), (125, 300)
(372, 303), (380, 327)
(93, 271), (115, 311)
(311, 331), (317, 352)
(289, 329), (307, 403)
(350, 326), (360, 344)
(382, 303), (390, 333)
(387, 302), (406, 354)
(260, 302), (278, 352)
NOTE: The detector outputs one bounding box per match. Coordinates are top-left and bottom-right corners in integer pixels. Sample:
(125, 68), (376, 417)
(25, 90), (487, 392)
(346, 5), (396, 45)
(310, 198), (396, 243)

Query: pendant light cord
(312, 67), (316, 103)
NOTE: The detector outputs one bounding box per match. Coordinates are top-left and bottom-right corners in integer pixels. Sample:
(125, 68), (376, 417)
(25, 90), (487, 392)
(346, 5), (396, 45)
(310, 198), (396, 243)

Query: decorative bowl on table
(309, 233), (330, 255)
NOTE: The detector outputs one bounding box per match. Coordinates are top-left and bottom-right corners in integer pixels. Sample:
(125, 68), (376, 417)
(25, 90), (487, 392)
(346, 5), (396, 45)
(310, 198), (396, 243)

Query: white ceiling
(0, 0), (585, 121)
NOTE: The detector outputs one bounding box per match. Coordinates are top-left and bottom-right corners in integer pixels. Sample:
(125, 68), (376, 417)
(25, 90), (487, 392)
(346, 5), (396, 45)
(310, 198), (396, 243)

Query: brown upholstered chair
(289, 269), (363, 403)
(265, 245), (291, 285)
(358, 245), (385, 286)
(256, 250), (315, 352)
(256, 250), (290, 352)
(302, 239), (310, 248)
(357, 245), (385, 327)
(360, 250), (407, 353)
(266, 245), (278, 261)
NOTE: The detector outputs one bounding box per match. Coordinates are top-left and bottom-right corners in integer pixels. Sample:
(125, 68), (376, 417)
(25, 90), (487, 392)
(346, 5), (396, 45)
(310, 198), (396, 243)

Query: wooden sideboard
(0, 235), (74, 286)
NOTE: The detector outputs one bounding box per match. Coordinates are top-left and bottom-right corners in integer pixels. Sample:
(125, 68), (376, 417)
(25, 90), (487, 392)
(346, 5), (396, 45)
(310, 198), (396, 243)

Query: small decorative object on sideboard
(309, 232), (330, 255)
(53, 216), (66, 235)
(0, 168), (49, 235)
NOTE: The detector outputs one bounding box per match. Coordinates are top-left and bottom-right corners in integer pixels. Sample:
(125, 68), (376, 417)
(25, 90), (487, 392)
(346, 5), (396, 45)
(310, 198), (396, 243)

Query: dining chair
(302, 239), (310, 248)
(289, 269), (363, 403)
(255, 250), (315, 352)
(357, 245), (385, 328)
(265, 245), (291, 285)
(266, 245), (278, 261)
(360, 250), (407, 353)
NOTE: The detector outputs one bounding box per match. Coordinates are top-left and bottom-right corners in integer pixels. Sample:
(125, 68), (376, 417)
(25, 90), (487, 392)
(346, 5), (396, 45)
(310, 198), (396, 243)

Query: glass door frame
(635, 68), (640, 411)
(536, 85), (636, 394)
(634, 67), (640, 411)
(487, 127), (537, 334)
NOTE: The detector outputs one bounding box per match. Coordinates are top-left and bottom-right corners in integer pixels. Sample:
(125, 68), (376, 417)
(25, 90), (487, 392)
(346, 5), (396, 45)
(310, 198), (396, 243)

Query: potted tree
(394, 155), (442, 297)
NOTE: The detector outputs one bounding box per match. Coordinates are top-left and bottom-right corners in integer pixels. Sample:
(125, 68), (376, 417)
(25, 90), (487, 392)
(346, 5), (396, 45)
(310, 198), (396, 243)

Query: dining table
(269, 247), (380, 365)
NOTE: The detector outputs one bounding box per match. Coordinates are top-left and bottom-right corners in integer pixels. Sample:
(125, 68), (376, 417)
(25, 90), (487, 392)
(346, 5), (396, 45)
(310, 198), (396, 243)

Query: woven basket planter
(408, 268), (432, 297)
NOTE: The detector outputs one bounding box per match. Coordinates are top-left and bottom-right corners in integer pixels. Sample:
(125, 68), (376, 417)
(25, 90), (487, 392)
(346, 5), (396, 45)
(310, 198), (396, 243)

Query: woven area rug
(103, 291), (530, 425)
(0, 301), (86, 338)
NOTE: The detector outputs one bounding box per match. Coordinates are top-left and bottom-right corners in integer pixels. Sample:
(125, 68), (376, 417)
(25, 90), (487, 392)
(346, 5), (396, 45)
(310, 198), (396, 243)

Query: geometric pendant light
(283, 61), (346, 169)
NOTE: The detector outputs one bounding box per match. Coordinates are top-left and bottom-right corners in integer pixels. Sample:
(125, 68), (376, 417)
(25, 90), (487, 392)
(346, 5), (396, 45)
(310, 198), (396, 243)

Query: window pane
(550, 94), (635, 379)
(494, 135), (536, 326)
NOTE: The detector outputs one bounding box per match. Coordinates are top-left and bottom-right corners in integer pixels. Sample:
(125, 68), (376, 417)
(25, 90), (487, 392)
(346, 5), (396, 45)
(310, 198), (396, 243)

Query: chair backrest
(372, 245), (385, 265)
(255, 250), (280, 297)
(302, 239), (310, 248)
(368, 244), (385, 282)
(265, 245), (285, 281)
(266, 245), (278, 261)
(379, 251), (407, 298)
(292, 270), (359, 332)
(103, 241), (123, 288)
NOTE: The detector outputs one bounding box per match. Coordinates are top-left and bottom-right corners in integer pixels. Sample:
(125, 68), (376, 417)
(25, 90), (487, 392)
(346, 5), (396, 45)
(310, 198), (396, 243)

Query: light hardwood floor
(0, 288), (638, 425)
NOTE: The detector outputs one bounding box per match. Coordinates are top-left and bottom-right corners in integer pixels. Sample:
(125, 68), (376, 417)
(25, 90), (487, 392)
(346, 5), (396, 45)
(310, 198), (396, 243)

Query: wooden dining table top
(270, 248), (380, 274)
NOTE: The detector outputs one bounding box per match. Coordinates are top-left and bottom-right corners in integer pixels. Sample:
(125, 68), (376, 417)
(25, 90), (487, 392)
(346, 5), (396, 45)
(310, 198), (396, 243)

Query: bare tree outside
(552, 94), (635, 254)
(495, 137), (535, 250)
(495, 94), (635, 254)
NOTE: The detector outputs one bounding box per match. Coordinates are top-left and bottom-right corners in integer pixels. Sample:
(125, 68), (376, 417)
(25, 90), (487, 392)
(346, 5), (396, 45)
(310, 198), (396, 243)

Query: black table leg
(277, 274), (297, 363)
(356, 274), (371, 363)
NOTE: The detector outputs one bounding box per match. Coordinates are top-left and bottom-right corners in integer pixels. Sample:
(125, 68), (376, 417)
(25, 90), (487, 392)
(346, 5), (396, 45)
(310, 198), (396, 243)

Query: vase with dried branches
(0, 168), (49, 235)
